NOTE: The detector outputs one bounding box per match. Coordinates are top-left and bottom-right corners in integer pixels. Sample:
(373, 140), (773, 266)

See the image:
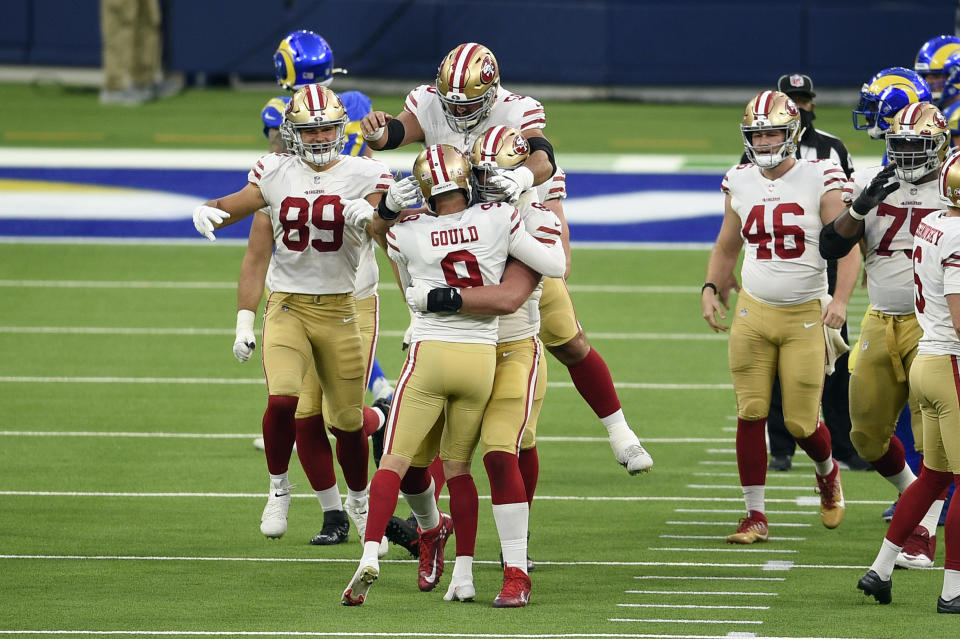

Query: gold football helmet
(886, 102), (950, 183)
(435, 43), (500, 133)
(280, 84), (347, 166)
(470, 125), (530, 201)
(413, 144), (472, 212)
(939, 148), (960, 207)
(741, 91), (804, 169)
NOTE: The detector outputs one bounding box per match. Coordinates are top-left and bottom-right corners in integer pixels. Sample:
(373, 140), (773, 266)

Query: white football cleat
(344, 495), (369, 542)
(443, 577), (476, 602)
(260, 477), (291, 538)
(608, 425), (653, 475)
(341, 563), (379, 606)
(253, 437), (265, 451)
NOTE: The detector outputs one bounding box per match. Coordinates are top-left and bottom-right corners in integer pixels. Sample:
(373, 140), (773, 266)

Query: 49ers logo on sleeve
(512, 135), (529, 155)
(480, 55), (496, 84)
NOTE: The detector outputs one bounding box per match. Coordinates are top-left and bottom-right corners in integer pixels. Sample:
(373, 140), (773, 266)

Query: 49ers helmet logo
(480, 55), (496, 84)
(512, 135), (529, 155)
(934, 110), (948, 129)
(784, 99), (799, 116)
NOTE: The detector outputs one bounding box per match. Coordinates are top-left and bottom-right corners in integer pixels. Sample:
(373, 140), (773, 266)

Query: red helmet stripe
(426, 145), (448, 187)
(305, 84), (326, 114)
(452, 43), (480, 90)
(435, 145), (449, 183)
(755, 91), (774, 116)
(901, 102), (923, 125)
(483, 125), (506, 159)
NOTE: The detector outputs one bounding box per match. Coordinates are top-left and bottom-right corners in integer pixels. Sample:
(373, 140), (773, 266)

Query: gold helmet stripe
(481, 125), (508, 160)
(452, 42), (481, 91)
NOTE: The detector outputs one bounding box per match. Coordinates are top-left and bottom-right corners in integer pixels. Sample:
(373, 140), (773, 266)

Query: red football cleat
(417, 512), (453, 592)
(492, 566), (531, 608)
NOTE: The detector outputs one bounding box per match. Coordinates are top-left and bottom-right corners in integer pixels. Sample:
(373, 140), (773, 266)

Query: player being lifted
(359, 41), (653, 476)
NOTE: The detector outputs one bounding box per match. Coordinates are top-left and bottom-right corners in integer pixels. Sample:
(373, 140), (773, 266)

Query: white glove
(233, 309), (256, 363)
(385, 176), (422, 213)
(193, 205), (230, 241)
(342, 198), (375, 228)
(490, 166), (534, 203)
(404, 280), (433, 312)
(402, 309), (418, 351)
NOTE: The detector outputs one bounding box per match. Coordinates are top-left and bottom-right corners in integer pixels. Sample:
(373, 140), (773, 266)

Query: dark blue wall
(1, 1), (953, 88)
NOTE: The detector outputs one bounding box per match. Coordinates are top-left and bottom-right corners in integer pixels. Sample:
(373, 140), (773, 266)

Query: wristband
(236, 309), (255, 333)
(377, 197), (400, 221)
(847, 205), (867, 221)
(362, 126), (385, 142)
(701, 282), (718, 295)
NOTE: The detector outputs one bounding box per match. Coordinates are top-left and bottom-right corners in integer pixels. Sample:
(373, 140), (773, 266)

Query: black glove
(852, 163), (900, 217)
(426, 288), (462, 313)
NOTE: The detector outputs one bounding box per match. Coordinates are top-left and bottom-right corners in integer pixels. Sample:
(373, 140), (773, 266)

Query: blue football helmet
(915, 35), (960, 102)
(939, 51), (960, 106)
(260, 96), (291, 138)
(852, 67), (932, 139)
(274, 30), (342, 91)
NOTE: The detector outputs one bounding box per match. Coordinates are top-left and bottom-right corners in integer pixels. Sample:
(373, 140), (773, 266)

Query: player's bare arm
(520, 129), (556, 186)
(207, 184), (267, 228)
(702, 198), (743, 332)
(459, 259), (541, 315)
(237, 212), (274, 312)
(819, 189), (860, 328)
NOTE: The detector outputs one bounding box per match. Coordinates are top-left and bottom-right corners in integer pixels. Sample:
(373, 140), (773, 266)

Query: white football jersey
(249, 153), (392, 295)
(498, 190), (564, 342)
(722, 159), (846, 305)
(842, 167), (941, 314)
(404, 84), (545, 153)
(536, 166), (567, 202)
(913, 211), (960, 355)
(387, 200), (563, 345)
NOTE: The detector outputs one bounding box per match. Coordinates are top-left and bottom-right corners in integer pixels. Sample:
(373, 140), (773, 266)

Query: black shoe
(370, 397), (391, 467)
(768, 454), (793, 472)
(310, 509), (349, 545)
(836, 454), (872, 471)
(385, 515), (420, 558)
(937, 594), (960, 613)
(857, 570), (892, 604)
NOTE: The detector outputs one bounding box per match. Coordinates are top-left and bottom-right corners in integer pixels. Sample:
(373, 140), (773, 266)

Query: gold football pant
(538, 277), (580, 347)
(848, 310), (923, 461)
(261, 292), (366, 432)
(296, 293), (380, 420)
(909, 354), (960, 473)
(728, 292), (825, 439)
(480, 337), (545, 456)
(384, 340), (496, 466)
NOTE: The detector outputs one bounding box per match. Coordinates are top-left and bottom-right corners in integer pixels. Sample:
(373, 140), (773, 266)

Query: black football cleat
(310, 509), (349, 545)
(938, 594), (960, 614)
(385, 515), (420, 557)
(370, 397), (391, 467)
(857, 570), (892, 604)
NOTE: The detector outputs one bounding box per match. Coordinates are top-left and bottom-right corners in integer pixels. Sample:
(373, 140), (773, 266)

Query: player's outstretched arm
(193, 183), (267, 241)
(361, 110), (423, 151)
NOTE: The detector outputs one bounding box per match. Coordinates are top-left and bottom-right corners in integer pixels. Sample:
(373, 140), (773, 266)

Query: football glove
(404, 280), (432, 312)
(851, 163), (899, 218)
(233, 309), (256, 363)
(490, 166), (535, 203)
(401, 309), (417, 351)
(342, 198), (375, 228)
(385, 175), (421, 213)
(193, 205), (230, 241)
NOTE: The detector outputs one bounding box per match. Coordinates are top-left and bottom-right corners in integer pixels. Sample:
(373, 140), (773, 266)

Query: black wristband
(426, 288), (462, 313)
(701, 282), (718, 295)
(381, 119), (406, 150)
(377, 198), (399, 221)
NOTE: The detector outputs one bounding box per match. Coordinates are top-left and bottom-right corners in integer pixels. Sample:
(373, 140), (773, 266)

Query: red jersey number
(743, 203), (806, 260)
(912, 245), (926, 314)
(441, 249), (484, 288)
(278, 195), (344, 253)
(875, 204), (937, 257)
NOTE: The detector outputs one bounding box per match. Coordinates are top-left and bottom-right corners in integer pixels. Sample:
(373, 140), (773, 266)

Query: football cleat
(938, 594), (960, 613)
(341, 564), (379, 606)
(882, 497), (898, 522)
(253, 437), (265, 451)
(344, 495), (369, 543)
(492, 567), (531, 608)
(816, 465), (845, 529)
(768, 454), (793, 471)
(609, 426), (654, 475)
(370, 396), (392, 467)
(895, 526), (936, 569)
(726, 512), (769, 544)
(260, 477), (292, 538)
(385, 515), (420, 557)
(310, 509), (349, 545)
(417, 512), (453, 591)
(857, 569), (892, 604)
(443, 576), (477, 602)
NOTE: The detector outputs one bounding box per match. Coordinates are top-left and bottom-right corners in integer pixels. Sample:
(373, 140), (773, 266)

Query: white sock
(600, 409), (626, 429)
(315, 486), (342, 512)
(492, 502), (529, 573)
(870, 538), (902, 581)
(742, 485), (765, 515)
(360, 541), (381, 568)
(814, 457), (835, 477)
(346, 489), (367, 507)
(885, 467), (917, 494)
(919, 500), (945, 536)
(450, 555), (474, 582)
(403, 480), (439, 530)
(943, 569), (960, 601)
(269, 472), (289, 488)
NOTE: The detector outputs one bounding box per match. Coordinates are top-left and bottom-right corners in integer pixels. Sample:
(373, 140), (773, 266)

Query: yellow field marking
(3, 131), (105, 141)
(153, 133), (258, 144)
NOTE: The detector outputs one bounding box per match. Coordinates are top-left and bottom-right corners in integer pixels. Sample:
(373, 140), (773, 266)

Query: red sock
(295, 415), (336, 491)
(361, 405), (381, 437)
(262, 395), (298, 475)
(871, 435), (907, 477)
(796, 421), (832, 464)
(518, 446), (539, 508)
(330, 427), (369, 492)
(483, 451), (527, 505)
(566, 347), (621, 419)
(366, 469), (402, 544)
(887, 465), (954, 546)
(400, 465), (432, 495)
(736, 418), (767, 486)
(446, 473), (478, 557)
(946, 476), (960, 571)
(428, 456), (446, 500)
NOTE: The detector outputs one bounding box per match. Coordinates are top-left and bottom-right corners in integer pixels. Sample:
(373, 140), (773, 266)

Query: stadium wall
(0, 0), (951, 88)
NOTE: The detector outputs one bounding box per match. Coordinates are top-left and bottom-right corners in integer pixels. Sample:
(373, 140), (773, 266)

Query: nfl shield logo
(790, 75), (804, 88)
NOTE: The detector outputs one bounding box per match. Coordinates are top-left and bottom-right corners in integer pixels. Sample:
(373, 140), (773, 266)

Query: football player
(914, 35), (960, 103)
(191, 85), (395, 543)
(821, 103), (951, 568)
(858, 149), (960, 612)
(702, 91), (860, 543)
(937, 51), (960, 147)
(359, 42), (653, 476)
(853, 67), (932, 140)
(340, 144), (564, 606)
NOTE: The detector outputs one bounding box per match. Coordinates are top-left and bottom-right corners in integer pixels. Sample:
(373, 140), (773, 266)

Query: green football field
(0, 83), (950, 638)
